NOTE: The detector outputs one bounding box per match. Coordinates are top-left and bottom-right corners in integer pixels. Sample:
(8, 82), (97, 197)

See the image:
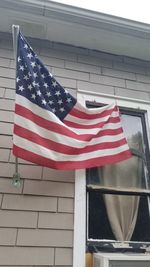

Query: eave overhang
(1, 0), (150, 60)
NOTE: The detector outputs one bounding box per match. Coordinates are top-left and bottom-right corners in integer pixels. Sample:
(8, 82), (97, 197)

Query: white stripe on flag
(15, 114), (126, 148)
(13, 134), (130, 162)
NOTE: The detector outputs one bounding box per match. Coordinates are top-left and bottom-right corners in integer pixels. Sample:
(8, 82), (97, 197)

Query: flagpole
(12, 25), (21, 187)
(12, 25), (20, 60)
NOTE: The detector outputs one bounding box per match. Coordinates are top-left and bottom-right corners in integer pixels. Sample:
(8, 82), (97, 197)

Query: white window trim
(73, 90), (150, 267)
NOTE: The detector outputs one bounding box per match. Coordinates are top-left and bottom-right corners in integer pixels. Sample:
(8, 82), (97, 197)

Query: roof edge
(1, 0), (150, 37)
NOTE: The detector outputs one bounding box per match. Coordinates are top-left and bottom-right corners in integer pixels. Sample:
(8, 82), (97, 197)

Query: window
(73, 94), (150, 267)
(86, 108), (150, 252)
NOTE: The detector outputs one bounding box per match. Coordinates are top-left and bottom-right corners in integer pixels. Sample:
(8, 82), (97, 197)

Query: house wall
(0, 31), (150, 267)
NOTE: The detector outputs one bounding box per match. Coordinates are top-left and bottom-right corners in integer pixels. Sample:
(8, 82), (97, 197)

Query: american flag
(13, 31), (131, 170)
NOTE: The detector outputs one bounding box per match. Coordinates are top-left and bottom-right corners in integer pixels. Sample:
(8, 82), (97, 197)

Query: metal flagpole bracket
(12, 24), (21, 187)
(12, 157), (21, 188)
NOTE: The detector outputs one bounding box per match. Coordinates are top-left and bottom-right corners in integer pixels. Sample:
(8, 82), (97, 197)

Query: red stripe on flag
(15, 104), (123, 141)
(64, 116), (120, 129)
(15, 103), (84, 140)
(13, 145), (132, 170)
(69, 105), (118, 120)
(14, 124), (128, 155)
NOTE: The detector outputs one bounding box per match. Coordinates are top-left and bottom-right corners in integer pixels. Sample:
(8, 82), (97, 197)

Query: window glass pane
(87, 112), (150, 191)
(121, 113), (144, 152)
(88, 192), (150, 242)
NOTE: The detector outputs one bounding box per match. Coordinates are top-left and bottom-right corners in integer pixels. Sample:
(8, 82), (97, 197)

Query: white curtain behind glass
(98, 154), (143, 241)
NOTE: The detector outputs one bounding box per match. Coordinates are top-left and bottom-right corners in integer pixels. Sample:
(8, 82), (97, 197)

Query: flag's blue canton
(16, 33), (77, 120)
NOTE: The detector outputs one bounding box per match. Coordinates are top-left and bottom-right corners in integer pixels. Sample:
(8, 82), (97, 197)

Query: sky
(51, 0), (150, 24)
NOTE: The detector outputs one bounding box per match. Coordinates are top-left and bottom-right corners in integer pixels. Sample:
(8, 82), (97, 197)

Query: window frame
(73, 91), (150, 267)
